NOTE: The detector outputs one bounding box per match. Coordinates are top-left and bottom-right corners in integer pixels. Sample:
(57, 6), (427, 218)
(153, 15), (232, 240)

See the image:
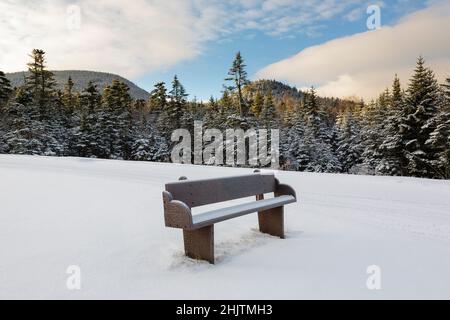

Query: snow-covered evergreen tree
(3, 91), (44, 155)
(360, 97), (386, 174)
(131, 125), (170, 162)
(280, 112), (306, 170)
(402, 57), (441, 177)
(25, 49), (57, 119)
(97, 80), (133, 159)
(250, 91), (263, 118)
(73, 81), (101, 157)
(336, 109), (363, 173)
(225, 52), (249, 116)
(376, 75), (406, 176)
(424, 107), (450, 179)
(423, 76), (450, 178)
(281, 88), (340, 172)
(0, 71), (12, 107)
(157, 76), (188, 140)
(261, 92), (277, 128)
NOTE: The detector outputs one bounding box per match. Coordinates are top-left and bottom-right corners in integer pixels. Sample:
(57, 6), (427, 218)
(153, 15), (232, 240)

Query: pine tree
(282, 87), (340, 172)
(423, 76), (450, 178)
(163, 75), (188, 134)
(0, 72), (12, 152)
(303, 87), (321, 135)
(225, 52), (249, 116)
(4, 69), (64, 157)
(97, 80), (133, 159)
(402, 57), (441, 177)
(304, 87), (340, 172)
(281, 112), (308, 170)
(148, 82), (167, 112)
(217, 89), (236, 130)
(336, 109), (363, 173)
(204, 96), (222, 129)
(25, 49), (56, 117)
(131, 122), (170, 162)
(376, 75), (406, 176)
(424, 107), (450, 179)
(0, 127), (6, 154)
(283, 100), (301, 126)
(261, 93), (277, 127)
(3, 88), (44, 155)
(73, 81), (101, 157)
(250, 91), (263, 118)
(62, 76), (77, 114)
(443, 76), (450, 101)
(0, 71), (12, 107)
(360, 98), (385, 174)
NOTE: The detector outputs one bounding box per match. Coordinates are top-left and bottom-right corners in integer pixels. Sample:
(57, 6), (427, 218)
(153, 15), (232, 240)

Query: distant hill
(6, 70), (150, 100)
(244, 79), (305, 100)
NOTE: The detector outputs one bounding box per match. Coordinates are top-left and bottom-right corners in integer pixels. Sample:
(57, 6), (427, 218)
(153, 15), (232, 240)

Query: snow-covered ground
(0, 155), (450, 299)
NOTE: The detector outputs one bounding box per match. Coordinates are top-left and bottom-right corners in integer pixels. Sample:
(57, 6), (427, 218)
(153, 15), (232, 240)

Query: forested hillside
(0, 49), (449, 179)
(6, 70), (150, 100)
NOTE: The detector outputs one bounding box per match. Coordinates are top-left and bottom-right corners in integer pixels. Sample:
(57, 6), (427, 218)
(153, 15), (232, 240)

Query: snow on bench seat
(192, 195), (296, 228)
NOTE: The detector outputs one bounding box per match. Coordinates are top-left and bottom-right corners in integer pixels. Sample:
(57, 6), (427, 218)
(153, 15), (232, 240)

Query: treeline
(0, 49), (170, 161)
(0, 50), (449, 179)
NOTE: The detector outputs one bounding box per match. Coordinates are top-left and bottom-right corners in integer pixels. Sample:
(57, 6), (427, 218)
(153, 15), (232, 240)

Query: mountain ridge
(6, 70), (150, 100)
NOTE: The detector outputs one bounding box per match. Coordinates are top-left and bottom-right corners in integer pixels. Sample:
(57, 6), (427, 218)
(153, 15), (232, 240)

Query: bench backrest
(165, 174), (276, 208)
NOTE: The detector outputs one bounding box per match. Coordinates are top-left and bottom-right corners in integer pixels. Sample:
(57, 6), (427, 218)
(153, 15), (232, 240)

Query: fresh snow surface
(1, 155), (450, 299)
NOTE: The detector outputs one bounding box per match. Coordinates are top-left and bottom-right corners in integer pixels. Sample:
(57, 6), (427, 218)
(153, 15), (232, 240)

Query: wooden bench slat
(191, 195), (295, 229)
(165, 174), (277, 208)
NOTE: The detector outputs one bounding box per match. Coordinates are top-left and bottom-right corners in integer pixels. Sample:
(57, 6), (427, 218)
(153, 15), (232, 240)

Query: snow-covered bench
(162, 171), (297, 263)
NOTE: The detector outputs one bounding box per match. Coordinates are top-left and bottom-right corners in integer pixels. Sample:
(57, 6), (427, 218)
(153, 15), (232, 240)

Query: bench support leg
(258, 206), (284, 239)
(183, 225), (214, 264)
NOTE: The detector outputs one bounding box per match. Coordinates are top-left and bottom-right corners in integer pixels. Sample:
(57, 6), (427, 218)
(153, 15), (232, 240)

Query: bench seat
(192, 195), (296, 229)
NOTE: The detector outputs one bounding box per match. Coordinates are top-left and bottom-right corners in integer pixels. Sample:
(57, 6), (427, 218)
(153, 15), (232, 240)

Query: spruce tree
(443, 76), (450, 101)
(376, 75), (406, 176)
(423, 76), (450, 178)
(131, 121), (170, 162)
(0, 71), (12, 107)
(3, 87), (44, 155)
(261, 92), (277, 127)
(148, 82), (167, 112)
(225, 52), (249, 116)
(424, 107), (450, 179)
(336, 108), (363, 173)
(97, 80), (133, 159)
(62, 76), (77, 114)
(281, 112), (308, 171)
(250, 91), (263, 118)
(25, 49), (56, 117)
(73, 81), (101, 157)
(303, 87), (321, 135)
(166, 75), (188, 132)
(204, 96), (223, 128)
(360, 96), (386, 174)
(402, 57), (441, 177)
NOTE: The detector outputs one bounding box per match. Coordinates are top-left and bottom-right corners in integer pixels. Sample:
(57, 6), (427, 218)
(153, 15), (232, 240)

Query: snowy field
(0, 155), (450, 299)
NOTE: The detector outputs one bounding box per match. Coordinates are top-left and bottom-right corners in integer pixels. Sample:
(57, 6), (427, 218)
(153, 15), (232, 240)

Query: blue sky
(134, 0), (429, 100)
(1, 0), (447, 100)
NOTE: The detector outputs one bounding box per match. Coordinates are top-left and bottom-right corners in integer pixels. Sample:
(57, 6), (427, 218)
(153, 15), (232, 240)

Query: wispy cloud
(230, 0), (361, 36)
(256, 1), (450, 100)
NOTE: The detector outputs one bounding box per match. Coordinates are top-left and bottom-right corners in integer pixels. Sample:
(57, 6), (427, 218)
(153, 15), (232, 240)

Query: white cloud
(256, 1), (450, 100)
(0, 0), (366, 78)
(0, 0), (225, 77)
